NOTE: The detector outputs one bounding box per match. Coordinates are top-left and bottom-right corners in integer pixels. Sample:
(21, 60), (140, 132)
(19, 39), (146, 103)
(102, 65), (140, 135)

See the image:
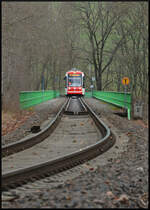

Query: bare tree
(112, 2), (148, 99)
(71, 2), (130, 90)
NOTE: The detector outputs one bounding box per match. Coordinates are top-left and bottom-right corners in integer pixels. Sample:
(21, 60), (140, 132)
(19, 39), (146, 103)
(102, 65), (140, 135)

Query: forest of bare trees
(2, 1), (148, 112)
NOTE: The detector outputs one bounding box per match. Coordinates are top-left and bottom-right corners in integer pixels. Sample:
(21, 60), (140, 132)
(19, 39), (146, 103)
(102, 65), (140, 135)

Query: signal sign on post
(122, 77), (130, 85)
(122, 77), (130, 116)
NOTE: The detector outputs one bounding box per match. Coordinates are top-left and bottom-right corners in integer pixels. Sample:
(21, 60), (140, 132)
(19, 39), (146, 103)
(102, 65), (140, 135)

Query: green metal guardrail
(92, 91), (131, 120)
(85, 90), (131, 120)
(19, 90), (60, 109)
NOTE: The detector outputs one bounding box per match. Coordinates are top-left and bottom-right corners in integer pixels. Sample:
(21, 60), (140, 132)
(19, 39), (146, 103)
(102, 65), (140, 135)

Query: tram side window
(83, 76), (85, 88)
(64, 76), (67, 88)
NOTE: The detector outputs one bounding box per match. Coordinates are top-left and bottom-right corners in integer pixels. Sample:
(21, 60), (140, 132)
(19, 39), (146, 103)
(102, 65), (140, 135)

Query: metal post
(89, 64), (92, 97)
(124, 85), (127, 113)
(42, 75), (44, 102)
(122, 77), (130, 119)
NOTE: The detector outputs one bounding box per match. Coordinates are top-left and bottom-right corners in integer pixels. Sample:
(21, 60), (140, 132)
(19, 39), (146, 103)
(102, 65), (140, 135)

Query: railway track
(2, 96), (115, 191)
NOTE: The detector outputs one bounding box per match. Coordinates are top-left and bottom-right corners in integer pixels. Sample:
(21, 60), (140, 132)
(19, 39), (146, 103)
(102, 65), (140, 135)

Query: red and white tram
(64, 69), (85, 96)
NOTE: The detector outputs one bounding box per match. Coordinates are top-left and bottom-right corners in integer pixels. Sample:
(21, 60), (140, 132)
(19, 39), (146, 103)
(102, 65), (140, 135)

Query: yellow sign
(122, 77), (130, 85)
(69, 74), (80, 76)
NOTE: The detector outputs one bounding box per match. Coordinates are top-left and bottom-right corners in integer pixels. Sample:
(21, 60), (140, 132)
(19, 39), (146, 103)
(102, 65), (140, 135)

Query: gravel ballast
(2, 97), (148, 208)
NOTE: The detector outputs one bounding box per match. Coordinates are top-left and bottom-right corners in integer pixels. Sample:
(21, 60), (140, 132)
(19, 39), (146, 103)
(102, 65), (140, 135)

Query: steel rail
(2, 97), (116, 190)
(65, 97), (71, 112)
(64, 97), (87, 115)
(78, 97), (87, 111)
(2, 98), (69, 157)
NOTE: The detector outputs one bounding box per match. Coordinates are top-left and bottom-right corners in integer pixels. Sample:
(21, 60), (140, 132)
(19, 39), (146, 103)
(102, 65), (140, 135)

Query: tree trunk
(96, 73), (102, 90)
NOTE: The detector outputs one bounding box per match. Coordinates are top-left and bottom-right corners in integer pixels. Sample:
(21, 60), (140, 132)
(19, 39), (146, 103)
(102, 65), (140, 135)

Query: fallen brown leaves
(65, 195), (72, 200)
(135, 119), (148, 128)
(106, 191), (115, 198)
(106, 191), (129, 205)
(2, 110), (35, 136)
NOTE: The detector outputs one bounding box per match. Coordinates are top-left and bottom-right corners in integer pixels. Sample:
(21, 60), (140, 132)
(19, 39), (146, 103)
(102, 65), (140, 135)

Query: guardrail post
(127, 109), (131, 120)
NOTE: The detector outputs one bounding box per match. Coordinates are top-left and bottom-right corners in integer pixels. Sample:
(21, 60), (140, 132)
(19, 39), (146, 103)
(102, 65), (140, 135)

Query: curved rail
(2, 97), (116, 190)
(2, 98), (69, 157)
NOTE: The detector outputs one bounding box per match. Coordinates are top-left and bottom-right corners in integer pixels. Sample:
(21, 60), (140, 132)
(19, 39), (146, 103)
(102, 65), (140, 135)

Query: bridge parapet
(19, 90), (60, 109)
(88, 91), (132, 120)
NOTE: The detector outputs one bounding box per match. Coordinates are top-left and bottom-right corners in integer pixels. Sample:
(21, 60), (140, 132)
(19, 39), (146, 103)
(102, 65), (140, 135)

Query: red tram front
(64, 69), (85, 96)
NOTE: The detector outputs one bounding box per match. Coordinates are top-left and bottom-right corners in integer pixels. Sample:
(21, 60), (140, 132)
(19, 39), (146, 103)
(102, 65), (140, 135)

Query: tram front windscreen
(68, 74), (82, 87)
